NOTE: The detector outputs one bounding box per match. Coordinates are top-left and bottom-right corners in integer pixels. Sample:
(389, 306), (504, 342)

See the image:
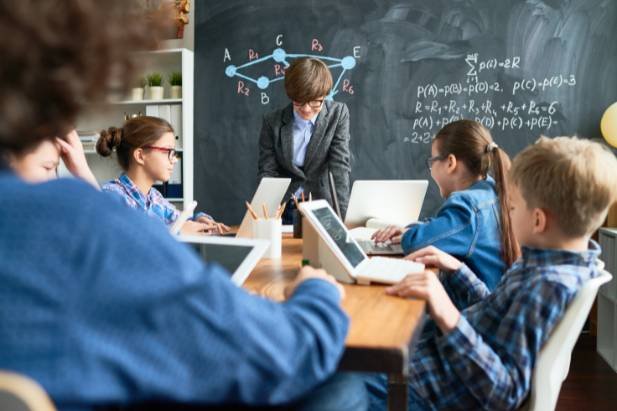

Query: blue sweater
(0, 172), (348, 410)
(401, 177), (505, 291)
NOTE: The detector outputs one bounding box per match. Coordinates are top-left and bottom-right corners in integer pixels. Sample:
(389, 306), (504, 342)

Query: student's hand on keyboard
(196, 215), (230, 234)
(371, 225), (404, 244)
(180, 220), (214, 235)
(404, 246), (462, 272)
(284, 266), (345, 300)
(385, 270), (460, 333)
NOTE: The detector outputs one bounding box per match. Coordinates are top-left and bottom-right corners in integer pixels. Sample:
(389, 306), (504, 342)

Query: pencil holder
(292, 209), (303, 238)
(252, 218), (282, 259)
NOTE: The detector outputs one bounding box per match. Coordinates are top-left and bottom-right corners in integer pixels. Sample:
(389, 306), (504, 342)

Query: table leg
(387, 373), (407, 411)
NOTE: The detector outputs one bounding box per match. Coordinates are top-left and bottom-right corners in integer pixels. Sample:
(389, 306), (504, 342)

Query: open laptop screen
(313, 206), (366, 268)
(190, 243), (254, 275)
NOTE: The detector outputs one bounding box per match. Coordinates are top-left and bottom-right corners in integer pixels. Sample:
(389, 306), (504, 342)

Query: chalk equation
(405, 53), (577, 143)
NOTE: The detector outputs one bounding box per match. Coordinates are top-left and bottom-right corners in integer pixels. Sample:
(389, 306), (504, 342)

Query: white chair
(0, 371), (56, 411)
(521, 270), (612, 411)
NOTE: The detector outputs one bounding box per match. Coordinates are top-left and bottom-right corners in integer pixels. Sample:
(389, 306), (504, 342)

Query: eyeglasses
(292, 99), (324, 109)
(142, 145), (178, 162)
(425, 154), (446, 170)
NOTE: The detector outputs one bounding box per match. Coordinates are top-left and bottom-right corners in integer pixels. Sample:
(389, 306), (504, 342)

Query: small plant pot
(149, 86), (164, 100)
(170, 85), (182, 99)
(130, 87), (144, 101)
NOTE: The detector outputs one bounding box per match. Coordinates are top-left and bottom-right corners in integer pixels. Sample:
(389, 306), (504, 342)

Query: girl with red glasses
(96, 116), (228, 235)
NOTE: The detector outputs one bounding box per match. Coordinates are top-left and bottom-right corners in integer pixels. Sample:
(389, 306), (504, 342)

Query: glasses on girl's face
(292, 99), (324, 109)
(142, 145), (177, 162)
(425, 154), (446, 170)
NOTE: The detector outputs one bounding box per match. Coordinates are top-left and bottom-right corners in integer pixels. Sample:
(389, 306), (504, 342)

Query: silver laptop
(178, 235), (269, 286)
(235, 177), (291, 238)
(344, 180), (428, 255)
(300, 200), (424, 285)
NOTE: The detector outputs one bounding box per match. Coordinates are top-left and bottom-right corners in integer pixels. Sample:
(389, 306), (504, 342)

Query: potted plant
(169, 71), (182, 99)
(130, 77), (146, 101)
(147, 72), (164, 100)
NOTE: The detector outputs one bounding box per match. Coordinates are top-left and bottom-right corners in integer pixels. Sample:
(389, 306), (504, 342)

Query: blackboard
(195, 0), (617, 224)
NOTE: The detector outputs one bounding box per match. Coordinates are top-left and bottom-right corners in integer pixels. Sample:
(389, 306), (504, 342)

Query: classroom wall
(193, 0), (617, 223)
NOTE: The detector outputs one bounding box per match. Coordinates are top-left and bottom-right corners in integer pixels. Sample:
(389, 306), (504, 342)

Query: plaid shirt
(102, 174), (211, 226)
(408, 240), (601, 411)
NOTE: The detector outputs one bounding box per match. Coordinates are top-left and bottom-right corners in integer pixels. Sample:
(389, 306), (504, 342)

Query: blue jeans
(296, 372), (368, 411)
(105, 372), (368, 411)
(363, 373), (430, 411)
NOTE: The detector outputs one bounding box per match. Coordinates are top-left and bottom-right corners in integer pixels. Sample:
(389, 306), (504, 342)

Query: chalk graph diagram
(225, 47), (356, 100)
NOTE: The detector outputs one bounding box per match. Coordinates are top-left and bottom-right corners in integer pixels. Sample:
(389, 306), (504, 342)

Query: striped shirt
(102, 174), (208, 226)
(408, 240), (601, 410)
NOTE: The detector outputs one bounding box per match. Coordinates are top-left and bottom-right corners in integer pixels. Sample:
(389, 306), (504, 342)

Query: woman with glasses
(372, 119), (518, 292)
(97, 116), (228, 235)
(258, 57), (351, 222)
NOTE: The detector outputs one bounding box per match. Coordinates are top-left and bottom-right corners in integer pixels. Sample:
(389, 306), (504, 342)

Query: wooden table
(244, 236), (426, 411)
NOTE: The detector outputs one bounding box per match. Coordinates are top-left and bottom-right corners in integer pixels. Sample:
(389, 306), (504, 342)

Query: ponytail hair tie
(486, 142), (499, 153)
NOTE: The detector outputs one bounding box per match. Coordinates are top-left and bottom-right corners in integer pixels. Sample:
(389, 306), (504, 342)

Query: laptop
(170, 200), (198, 235)
(344, 180), (428, 255)
(178, 235), (269, 286)
(234, 177), (291, 238)
(299, 200), (424, 285)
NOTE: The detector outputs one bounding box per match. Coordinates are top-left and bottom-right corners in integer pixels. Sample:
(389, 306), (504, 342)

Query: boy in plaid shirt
(365, 137), (617, 410)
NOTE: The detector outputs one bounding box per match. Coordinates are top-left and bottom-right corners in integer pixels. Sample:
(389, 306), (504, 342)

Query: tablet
(177, 235), (269, 286)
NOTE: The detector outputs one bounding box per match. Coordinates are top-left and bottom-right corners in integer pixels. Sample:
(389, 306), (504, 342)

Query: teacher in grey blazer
(258, 57), (351, 222)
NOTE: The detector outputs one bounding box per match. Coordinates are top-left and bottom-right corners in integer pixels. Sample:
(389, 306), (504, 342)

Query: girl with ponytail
(373, 119), (518, 291)
(97, 116), (228, 235)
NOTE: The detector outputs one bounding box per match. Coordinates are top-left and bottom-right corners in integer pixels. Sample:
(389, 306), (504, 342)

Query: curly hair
(0, 0), (167, 153)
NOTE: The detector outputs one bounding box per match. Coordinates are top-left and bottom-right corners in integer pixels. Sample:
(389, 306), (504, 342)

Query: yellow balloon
(601, 102), (617, 148)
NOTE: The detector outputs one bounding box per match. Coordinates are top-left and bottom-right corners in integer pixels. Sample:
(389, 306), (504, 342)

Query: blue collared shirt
(102, 174), (208, 227)
(292, 110), (317, 167)
(405, 241), (602, 410)
(0, 172), (349, 410)
(402, 176), (505, 290)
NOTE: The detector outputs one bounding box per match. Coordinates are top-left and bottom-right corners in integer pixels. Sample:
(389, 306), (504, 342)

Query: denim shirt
(0, 172), (348, 410)
(401, 176), (504, 290)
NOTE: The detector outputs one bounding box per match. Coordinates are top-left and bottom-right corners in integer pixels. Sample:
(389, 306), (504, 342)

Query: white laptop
(169, 200), (198, 235)
(300, 200), (424, 285)
(344, 180), (428, 255)
(235, 177), (291, 238)
(178, 235), (269, 286)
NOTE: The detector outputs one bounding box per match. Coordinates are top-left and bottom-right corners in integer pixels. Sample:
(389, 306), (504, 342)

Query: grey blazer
(258, 100), (351, 216)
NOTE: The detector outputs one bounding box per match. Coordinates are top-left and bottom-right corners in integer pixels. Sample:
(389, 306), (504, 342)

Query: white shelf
(111, 98), (182, 105)
(598, 228), (617, 373)
(76, 48), (194, 210)
(82, 147), (185, 156)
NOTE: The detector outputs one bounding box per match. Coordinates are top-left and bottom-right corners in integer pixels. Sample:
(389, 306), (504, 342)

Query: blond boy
(364, 137), (617, 410)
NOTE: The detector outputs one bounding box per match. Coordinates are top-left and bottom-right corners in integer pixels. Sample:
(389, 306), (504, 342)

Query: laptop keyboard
(356, 239), (404, 255)
(356, 257), (424, 285)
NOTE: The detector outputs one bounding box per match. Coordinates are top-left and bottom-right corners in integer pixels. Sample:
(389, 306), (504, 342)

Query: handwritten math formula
(405, 53), (576, 144)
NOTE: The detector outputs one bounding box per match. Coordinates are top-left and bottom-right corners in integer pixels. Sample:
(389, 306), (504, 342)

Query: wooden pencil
(245, 201), (259, 220)
(277, 201), (287, 219)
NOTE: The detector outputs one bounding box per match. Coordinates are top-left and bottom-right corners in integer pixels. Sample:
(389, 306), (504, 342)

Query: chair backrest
(522, 270), (612, 411)
(0, 371), (56, 411)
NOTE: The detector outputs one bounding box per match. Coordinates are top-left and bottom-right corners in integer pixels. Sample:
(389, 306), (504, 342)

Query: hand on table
(284, 266), (345, 300)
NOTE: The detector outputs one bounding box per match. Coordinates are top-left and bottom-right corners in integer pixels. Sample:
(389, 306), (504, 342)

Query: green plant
(137, 76), (146, 88)
(147, 73), (162, 87)
(169, 71), (182, 86)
